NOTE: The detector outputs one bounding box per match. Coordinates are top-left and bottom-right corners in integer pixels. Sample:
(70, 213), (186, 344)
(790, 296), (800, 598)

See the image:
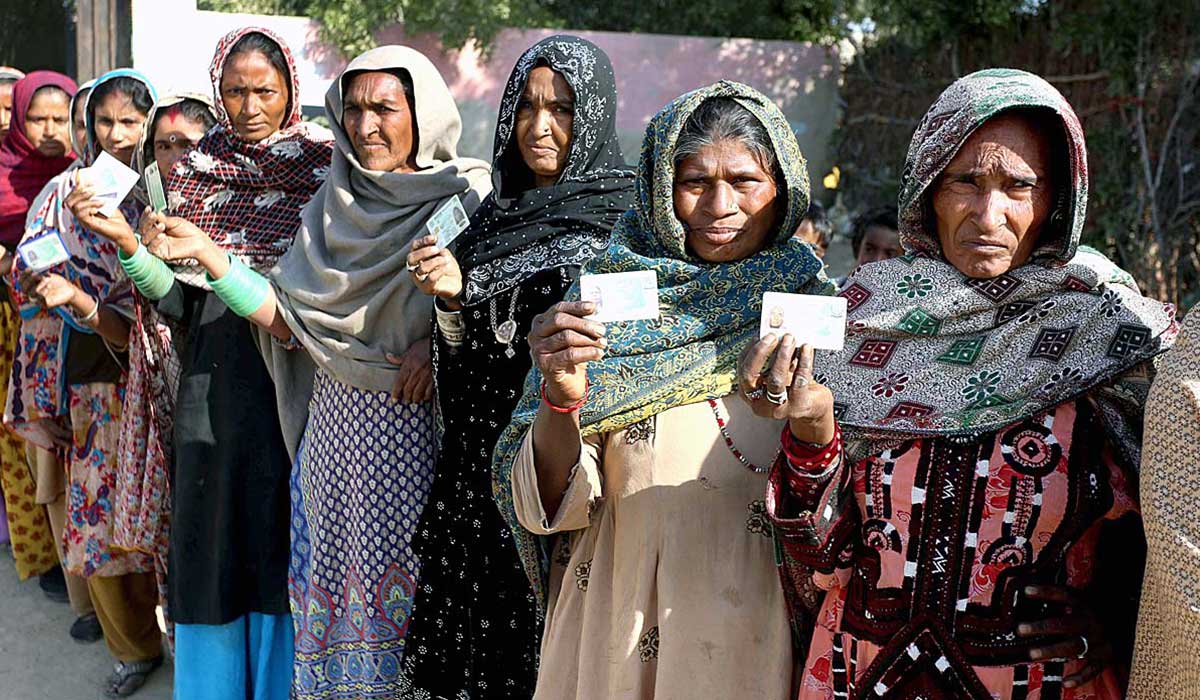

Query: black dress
(402, 268), (575, 697)
(163, 282), (292, 624)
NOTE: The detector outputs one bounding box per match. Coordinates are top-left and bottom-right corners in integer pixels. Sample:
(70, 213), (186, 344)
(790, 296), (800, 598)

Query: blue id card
(17, 230), (70, 272)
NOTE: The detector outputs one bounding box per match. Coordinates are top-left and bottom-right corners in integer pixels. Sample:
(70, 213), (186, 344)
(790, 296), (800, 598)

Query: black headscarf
(454, 34), (635, 305)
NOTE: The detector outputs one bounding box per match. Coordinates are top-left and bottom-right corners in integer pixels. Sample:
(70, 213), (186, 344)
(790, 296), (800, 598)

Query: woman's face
(23, 89), (71, 158)
(931, 113), (1054, 279)
(71, 90), (89, 156)
(514, 65), (573, 188)
(342, 71), (417, 173)
(674, 139), (779, 263)
(220, 49), (289, 143)
(0, 82), (15, 141)
(92, 90), (148, 165)
(153, 109), (209, 176)
(856, 224), (903, 266)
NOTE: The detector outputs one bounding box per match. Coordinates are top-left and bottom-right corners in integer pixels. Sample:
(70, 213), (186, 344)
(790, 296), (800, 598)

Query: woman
(0, 70), (75, 584)
(1128, 306), (1200, 700)
(86, 27), (332, 700)
(753, 69), (1177, 700)
(111, 92), (218, 628)
(10, 68), (163, 698)
(133, 45), (489, 698)
(400, 35), (634, 697)
(491, 81), (829, 698)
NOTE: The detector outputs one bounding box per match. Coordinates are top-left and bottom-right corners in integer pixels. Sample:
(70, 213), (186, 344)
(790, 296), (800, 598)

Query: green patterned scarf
(491, 80), (830, 610)
(823, 69), (1178, 463)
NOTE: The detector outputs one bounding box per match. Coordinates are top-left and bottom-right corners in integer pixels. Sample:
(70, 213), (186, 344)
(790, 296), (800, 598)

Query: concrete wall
(130, 0), (839, 197)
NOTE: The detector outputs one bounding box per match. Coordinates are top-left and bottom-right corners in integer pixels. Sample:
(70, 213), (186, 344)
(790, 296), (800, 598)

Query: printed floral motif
(962, 369), (1003, 402)
(871, 372), (910, 398)
(745, 500), (773, 538)
(624, 417), (656, 445)
(574, 559), (592, 591)
(896, 274), (934, 299)
(637, 626), (660, 662)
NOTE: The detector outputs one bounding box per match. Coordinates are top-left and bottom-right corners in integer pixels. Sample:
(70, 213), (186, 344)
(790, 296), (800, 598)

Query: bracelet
(118, 244), (174, 300)
(207, 254), (270, 318)
(75, 298), (100, 324)
(541, 378), (588, 414)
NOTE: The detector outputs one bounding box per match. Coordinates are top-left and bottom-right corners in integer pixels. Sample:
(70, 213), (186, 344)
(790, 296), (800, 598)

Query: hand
(1017, 585), (1113, 688)
(146, 216), (222, 270)
(64, 182), (136, 251)
(738, 334), (835, 445)
(528, 301), (606, 407)
(138, 207), (167, 245)
(386, 338), (434, 403)
(20, 270), (83, 312)
(406, 235), (463, 308)
(37, 418), (73, 449)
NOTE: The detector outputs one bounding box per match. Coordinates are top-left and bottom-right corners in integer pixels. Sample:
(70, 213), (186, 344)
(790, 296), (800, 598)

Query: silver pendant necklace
(490, 285), (520, 358)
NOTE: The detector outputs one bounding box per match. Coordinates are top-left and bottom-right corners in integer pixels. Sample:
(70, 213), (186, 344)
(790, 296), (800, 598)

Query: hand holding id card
(579, 271), (660, 323)
(425, 195), (470, 248)
(17, 230), (71, 272)
(78, 151), (141, 217)
(759, 292), (847, 351)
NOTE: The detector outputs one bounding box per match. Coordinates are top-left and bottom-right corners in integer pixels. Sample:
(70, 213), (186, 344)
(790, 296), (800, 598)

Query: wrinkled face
(514, 65), (573, 188)
(0, 82), (14, 141)
(71, 90), (89, 156)
(220, 50), (289, 143)
(153, 109), (209, 176)
(794, 219), (826, 258)
(856, 224), (903, 265)
(674, 139), (779, 263)
(92, 90), (148, 165)
(343, 71), (417, 173)
(23, 89), (71, 158)
(931, 113), (1054, 279)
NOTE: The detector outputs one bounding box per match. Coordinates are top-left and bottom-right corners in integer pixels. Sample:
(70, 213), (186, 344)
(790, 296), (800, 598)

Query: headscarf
(5, 69), (154, 446)
(68, 79), (96, 159)
(454, 35), (635, 305)
(821, 68), (1177, 465)
(491, 80), (830, 608)
(0, 71), (77, 247)
(166, 26), (333, 283)
(269, 45), (491, 396)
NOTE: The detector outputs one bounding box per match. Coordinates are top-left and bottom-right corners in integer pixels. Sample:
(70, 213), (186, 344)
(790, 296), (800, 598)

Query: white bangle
(76, 298), (100, 324)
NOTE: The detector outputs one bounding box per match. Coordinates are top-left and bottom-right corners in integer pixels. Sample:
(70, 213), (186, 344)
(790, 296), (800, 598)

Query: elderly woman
(84, 27), (332, 700)
(1127, 307), (1200, 700)
(399, 35), (635, 697)
(141, 46), (490, 699)
(490, 81), (828, 699)
(748, 69), (1177, 700)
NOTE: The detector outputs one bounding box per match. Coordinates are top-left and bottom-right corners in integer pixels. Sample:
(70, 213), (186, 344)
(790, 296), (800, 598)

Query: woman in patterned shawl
(750, 68), (1178, 700)
(1127, 306), (1200, 699)
(10, 68), (164, 697)
(84, 27), (332, 700)
(490, 81), (828, 699)
(399, 35), (634, 698)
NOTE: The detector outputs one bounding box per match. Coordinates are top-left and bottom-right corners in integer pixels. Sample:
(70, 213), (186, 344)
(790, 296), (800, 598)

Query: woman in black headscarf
(401, 34), (634, 698)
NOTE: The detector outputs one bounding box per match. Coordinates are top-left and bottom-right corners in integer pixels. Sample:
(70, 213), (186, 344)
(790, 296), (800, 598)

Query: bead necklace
(707, 399), (779, 474)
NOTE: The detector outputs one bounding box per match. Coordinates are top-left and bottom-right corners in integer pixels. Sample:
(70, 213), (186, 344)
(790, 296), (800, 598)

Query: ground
(0, 556), (173, 700)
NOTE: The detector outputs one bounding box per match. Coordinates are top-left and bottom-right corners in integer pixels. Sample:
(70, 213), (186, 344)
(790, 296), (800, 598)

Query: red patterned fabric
(165, 26), (332, 275)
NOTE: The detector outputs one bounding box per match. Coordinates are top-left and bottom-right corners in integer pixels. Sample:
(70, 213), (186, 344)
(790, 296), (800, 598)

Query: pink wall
(132, 1), (840, 195)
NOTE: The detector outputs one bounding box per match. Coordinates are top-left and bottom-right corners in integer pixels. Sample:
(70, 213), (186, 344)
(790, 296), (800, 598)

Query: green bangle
(118, 244), (174, 300)
(207, 254), (269, 318)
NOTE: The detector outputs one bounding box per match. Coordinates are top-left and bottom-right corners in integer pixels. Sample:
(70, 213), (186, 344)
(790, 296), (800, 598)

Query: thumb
(385, 352), (403, 367)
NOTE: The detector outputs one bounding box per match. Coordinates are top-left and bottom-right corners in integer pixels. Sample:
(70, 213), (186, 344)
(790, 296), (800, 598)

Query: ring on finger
(1076, 635), (1089, 660)
(744, 387), (764, 401)
(406, 262), (420, 272)
(415, 271), (429, 282)
(765, 389), (788, 405)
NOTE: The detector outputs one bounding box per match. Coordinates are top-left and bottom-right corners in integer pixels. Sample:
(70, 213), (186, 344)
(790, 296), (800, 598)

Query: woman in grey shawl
(142, 45), (491, 699)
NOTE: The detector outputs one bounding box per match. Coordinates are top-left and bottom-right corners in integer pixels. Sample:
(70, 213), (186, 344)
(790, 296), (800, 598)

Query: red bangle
(541, 378), (588, 414)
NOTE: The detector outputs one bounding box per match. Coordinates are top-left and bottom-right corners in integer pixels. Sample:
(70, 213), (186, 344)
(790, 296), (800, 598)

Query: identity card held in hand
(79, 151), (141, 217)
(143, 161), (168, 213)
(759, 292), (847, 351)
(579, 270), (660, 324)
(17, 230), (71, 272)
(425, 195), (470, 248)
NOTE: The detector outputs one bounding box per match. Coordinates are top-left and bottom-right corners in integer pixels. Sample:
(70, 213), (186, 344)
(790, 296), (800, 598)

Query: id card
(579, 271), (660, 323)
(759, 292), (847, 351)
(17, 230), (70, 272)
(425, 195), (470, 248)
(79, 151), (141, 216)
(144, 161), (167, 213)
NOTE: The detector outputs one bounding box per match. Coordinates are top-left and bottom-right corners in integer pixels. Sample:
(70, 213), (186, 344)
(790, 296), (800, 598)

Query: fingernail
(1029, 649), (1042, 660)
(764, 333), (776, 343)
(596, 324), (607, 337)
(1064, 681), (1077, 689)
(1024, 586), (1037, 595)
(598, 338), (608, 348)
(1017, 624), (1031, 635)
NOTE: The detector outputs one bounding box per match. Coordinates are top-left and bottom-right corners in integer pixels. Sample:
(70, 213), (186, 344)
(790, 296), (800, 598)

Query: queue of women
(0, 22), (1195, 700)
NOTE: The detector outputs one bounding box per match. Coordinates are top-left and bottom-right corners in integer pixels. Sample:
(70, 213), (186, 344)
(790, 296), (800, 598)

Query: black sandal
(103, 656), (163, 698)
